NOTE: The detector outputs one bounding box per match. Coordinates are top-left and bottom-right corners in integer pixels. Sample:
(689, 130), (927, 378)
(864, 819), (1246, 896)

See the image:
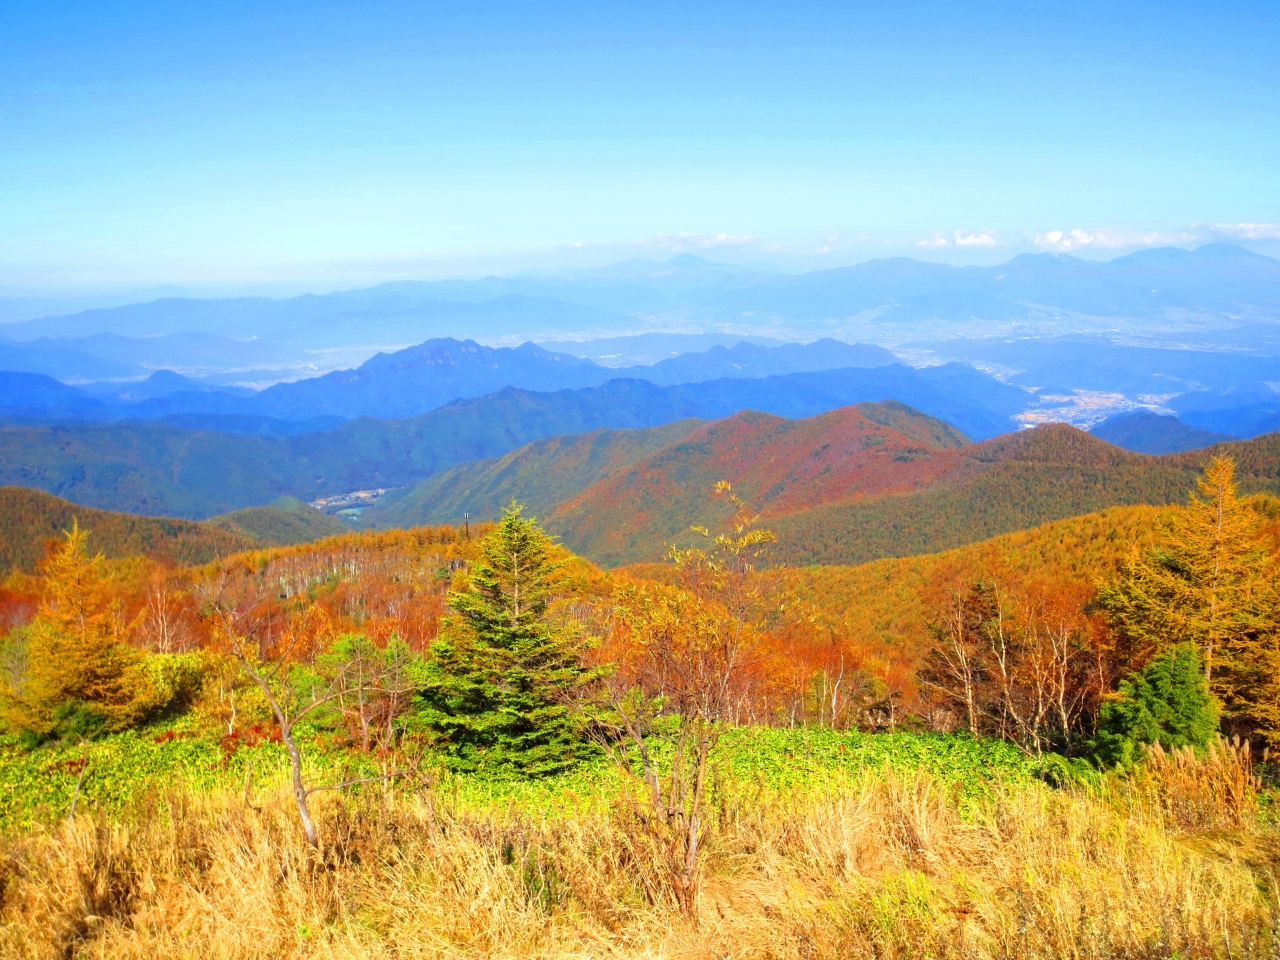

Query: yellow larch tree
(0, 521), (154, 738)
(1098, 455), (1280, 740)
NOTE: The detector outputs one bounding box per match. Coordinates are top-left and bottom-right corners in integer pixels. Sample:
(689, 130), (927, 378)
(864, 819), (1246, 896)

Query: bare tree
(919, 583), (995, 735)
(198, 564), (419, 848)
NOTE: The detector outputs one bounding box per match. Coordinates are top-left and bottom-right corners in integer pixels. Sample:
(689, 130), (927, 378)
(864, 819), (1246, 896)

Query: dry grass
(0, 765), (1276, 960)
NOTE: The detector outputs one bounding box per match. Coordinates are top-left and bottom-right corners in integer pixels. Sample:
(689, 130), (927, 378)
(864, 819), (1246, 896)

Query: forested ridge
(0, 487), (256, 572)
(0, 487), (349, 573)
(551, 421), (1280, 567)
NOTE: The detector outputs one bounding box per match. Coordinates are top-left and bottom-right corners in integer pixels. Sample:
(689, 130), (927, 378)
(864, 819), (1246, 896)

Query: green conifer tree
(1091, 643), (1218, 766)
(419, 504), (594, 775)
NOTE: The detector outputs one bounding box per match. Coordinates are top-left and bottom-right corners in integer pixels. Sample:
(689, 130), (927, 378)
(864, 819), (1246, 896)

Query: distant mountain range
(0, 337), (900, 426)
(0, 362), (1029, 518)
(351, 403), (1280, 569)
(7, 409), (1277, 577)
(4, 246), (1277, 354)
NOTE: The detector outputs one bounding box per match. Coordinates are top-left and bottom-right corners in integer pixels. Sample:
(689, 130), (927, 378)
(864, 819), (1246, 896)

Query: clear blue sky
(2, 0), (1278, 293)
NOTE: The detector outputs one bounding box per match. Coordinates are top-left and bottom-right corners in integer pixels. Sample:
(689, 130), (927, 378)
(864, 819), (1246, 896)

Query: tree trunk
(282, 724), (320, 849)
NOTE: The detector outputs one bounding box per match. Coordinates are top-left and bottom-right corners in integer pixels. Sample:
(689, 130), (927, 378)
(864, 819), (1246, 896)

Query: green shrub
(1091, 643), (1218, 766)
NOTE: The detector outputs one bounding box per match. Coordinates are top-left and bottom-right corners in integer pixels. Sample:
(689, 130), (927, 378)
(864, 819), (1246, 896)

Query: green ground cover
(0, 723), (1034, 831)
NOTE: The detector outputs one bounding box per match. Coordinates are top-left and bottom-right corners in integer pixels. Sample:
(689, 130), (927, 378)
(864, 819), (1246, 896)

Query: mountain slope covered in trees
(0, 363), (1027, 518)
(625, 503), (1171, 686)
(546, 402), (972, 565)
(204, 497), (350, 546)
(551, 424), (1280, 567)
(365, 419), (705, 529)
(0, 487), (256, 573)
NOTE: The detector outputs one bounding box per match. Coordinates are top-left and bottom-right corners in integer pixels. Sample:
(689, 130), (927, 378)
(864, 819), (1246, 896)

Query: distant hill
(364, 420), (705, 529)
(0, 371), (112, 419)
(0, 363), (1027, 518)
(767, 428), (1280, 567)
(0, 487), (255, 573)
(538, 332), (789, 366)
(546, 419), (1280, 568)
(246, 339), (608, 420)
(1177, 401), (1280, 440)
(625, 339), (897, 386)
(205, 497), (350, 546)
(1090, 410), (1236, 453)
(546, 402), (971, 567)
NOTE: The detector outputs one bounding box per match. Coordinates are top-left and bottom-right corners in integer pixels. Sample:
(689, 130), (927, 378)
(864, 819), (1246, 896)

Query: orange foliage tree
(587, 483), (783, 917)
(0, 523), (156, 740)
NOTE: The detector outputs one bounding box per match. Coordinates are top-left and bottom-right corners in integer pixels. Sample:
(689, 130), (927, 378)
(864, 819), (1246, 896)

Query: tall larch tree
(0, 522), (154, 740)
(1098, 455), (1279, 740)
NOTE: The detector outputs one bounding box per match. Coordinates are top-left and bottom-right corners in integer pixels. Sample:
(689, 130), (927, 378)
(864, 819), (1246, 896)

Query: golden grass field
(2, 743), (1276, 960)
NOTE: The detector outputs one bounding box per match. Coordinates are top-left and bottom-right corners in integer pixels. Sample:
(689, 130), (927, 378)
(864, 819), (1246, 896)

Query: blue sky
(2, 0), (1278, 293)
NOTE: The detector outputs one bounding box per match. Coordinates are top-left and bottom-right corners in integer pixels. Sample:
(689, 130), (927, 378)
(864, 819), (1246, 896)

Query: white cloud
(1208, 222), (1280, 241)
(641, 232), (761, 251)
(916, 231), (950, 247)
(954, 229), (999, 247)
(917, 229), (1000, 248)
(1032, 228), (1197, 252)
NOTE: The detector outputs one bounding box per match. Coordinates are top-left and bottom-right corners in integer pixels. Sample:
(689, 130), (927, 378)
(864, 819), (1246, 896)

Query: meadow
(0, 722), (1274, 959)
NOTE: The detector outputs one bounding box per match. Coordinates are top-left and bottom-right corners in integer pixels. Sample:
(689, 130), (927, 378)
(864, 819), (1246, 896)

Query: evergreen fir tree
(419, 504), (595, 775)
(1091, 643), (1218, 766)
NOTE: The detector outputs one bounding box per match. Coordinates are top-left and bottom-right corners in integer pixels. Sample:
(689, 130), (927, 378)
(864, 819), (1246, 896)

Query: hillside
(547, 402), (972, 566)
(205, 497), (350, 546)
(551, 422), (1280, 568)
(0, 362), (1026, 518)
(627, 505), (1170, 676)
(1090, 410), (1236, 453)
(363, 419), (704, 528)
(0, 487), (255, 573)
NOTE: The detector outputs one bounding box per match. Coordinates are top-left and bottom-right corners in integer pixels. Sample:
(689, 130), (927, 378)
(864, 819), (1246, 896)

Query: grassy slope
(205, 497), (350, 546)
(0, 722), (1031, 831)
(363, 419), (705, 528)
(0, 486), (256, 573)
(548, 402), (972, 567)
